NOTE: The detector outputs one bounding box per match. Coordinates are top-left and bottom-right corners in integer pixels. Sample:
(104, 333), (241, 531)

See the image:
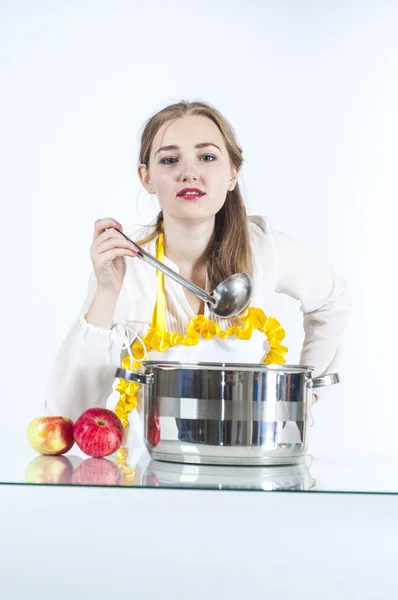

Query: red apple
(27, 416), (74, 455)
(25, 455), (74, 484)
(147, 408), (161, 447)
(71, 457), (122, 486)
(73, 408), (124, 457)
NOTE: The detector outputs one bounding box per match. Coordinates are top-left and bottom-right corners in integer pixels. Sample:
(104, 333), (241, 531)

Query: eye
(160, 157), (178, 165)
(200, 154), (216, 162)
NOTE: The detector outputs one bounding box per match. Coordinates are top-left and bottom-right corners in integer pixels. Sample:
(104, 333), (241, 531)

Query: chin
(164, 205), (223, 223)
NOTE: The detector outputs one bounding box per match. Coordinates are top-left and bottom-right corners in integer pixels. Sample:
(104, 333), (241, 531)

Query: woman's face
(139, 114), (238, 223)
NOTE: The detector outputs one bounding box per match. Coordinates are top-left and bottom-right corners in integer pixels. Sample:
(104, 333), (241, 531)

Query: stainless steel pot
(115, 362), (339, 466)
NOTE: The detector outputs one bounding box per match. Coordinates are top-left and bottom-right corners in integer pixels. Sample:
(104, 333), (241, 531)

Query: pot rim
(140, 361), (315, 373)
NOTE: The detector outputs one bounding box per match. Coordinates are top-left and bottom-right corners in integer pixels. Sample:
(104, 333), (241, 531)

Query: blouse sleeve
(271, 226), (352, 378)
(43, 269), (148, 422)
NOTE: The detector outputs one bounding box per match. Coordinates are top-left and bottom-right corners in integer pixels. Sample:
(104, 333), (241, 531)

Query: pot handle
(311, 372), (340, 388)
(115, 367), (153, 385)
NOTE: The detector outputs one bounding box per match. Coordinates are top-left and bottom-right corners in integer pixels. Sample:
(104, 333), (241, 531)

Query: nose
(178, 157), (200, 182)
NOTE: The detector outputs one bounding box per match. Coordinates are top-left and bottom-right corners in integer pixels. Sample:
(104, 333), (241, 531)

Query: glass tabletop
(1, 434), (398, 494)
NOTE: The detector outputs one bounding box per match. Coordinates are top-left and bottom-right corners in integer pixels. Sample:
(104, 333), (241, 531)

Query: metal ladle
(118, 230), (253, 318)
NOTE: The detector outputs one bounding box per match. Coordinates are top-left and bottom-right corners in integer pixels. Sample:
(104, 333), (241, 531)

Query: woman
(45, 100), (351, 443)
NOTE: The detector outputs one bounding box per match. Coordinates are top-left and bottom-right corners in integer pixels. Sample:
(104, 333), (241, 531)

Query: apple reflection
(71, 457), (122, 486)
(25, 455), (75, 485)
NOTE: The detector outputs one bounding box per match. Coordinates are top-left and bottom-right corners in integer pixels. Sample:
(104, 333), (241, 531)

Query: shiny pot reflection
(142, 460), (315, 491)
(115, 362), (339, 466)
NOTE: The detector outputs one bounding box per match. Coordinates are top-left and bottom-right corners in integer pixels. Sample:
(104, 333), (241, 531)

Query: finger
(96, 237), (139, 255)
(98, 247), (136, 264)
(95, 227), (126, 247)
(93, 218), (123, 240)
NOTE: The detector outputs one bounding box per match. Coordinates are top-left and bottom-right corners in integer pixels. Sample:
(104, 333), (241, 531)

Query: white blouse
(44, 215), (351, 422)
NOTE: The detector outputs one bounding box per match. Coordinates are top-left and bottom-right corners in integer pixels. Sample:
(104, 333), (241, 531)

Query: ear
(228, 166), (239, 192)
(138, 164), (155, 194)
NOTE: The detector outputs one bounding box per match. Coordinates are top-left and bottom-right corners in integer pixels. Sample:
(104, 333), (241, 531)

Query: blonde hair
(138, 100), (253, 291)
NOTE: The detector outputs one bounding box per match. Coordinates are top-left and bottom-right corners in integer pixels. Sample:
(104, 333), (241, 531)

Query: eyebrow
(154, 142), (222, 156)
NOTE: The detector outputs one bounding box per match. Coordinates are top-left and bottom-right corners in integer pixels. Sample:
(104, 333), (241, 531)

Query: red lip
(177, 188), (205, 197)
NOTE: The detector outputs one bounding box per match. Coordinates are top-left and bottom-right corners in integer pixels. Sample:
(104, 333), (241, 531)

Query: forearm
(44, 319), (123, 421)
(85, 289), (119, 330)
(44, 257), (153, 420)
(299, 282), (351, 377)
(270, 224), (352, 379)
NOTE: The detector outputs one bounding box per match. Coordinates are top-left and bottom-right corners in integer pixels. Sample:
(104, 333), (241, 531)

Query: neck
(162, 214), (215, 268)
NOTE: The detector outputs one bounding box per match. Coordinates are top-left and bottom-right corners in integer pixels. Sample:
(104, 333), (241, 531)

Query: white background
(1, 0), (398, 460)
(1, 485), (398, 600)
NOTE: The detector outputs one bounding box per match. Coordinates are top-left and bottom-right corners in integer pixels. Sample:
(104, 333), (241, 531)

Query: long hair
(137, 100), (252, 291)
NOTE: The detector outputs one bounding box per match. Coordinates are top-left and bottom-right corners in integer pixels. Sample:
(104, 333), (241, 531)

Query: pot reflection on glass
(141, 460), (316, 492)
(115, 362), (339, 466)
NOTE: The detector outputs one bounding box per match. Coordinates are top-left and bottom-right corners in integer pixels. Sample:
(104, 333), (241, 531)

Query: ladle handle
(118, 230), (216, 306)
